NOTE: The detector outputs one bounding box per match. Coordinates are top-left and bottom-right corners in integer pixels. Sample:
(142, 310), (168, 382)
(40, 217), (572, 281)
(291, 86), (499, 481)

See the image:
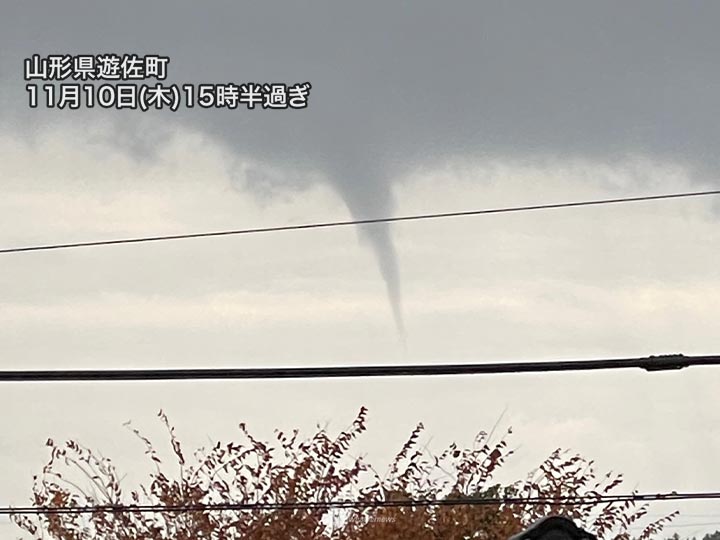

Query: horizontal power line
(639, 522), (720, 529)
(1, 354), (718, 382)
(3, 491), (719, 516)
(1, 189), (718, 255)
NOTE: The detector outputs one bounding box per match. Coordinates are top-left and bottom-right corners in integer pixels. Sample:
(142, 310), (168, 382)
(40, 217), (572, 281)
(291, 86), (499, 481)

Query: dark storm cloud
(2, 0), (720, 333)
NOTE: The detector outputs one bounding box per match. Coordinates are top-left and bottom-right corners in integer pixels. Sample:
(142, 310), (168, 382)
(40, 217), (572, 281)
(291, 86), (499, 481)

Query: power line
(3, 491), (720, 516)
(658, 516), (720, 520)
(1, 189), (718, 255)
(638, 522), (720, 529)
(0, 354), (718, 382)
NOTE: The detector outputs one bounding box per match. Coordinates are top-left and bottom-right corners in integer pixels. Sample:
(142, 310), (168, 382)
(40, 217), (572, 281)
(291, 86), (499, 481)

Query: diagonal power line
(1, 190), (718, 255)
(0, 354), (718, 382)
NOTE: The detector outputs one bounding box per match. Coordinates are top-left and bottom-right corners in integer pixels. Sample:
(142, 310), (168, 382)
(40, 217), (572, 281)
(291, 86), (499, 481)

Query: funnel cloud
(3, 1), (720, 338)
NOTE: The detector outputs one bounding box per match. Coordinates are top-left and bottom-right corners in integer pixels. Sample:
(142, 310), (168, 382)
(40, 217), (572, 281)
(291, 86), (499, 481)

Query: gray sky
(1, 2), (719, 536)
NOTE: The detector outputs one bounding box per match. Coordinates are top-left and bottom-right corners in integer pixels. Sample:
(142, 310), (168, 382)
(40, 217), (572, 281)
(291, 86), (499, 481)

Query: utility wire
(1, 190), (718, 255)
(3, 491), (720, 516)
(634, 522), (720, 530)
(1, 354), (718, 382)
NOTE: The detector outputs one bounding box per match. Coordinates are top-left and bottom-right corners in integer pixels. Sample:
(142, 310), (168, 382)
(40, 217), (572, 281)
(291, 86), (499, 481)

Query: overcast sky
(1, 2), (719, 536)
